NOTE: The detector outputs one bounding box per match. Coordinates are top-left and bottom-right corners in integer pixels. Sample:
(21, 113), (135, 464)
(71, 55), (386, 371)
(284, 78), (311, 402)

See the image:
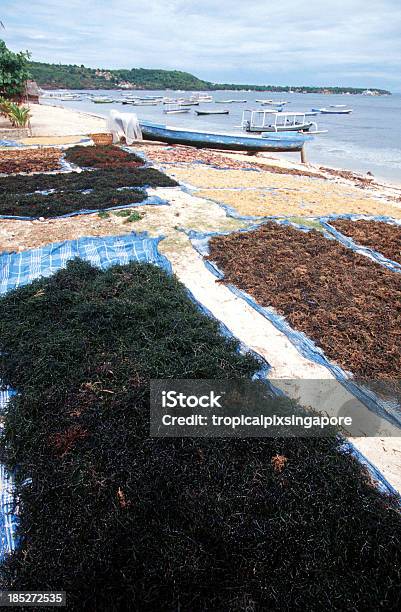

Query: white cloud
(1, 0), (401, 89)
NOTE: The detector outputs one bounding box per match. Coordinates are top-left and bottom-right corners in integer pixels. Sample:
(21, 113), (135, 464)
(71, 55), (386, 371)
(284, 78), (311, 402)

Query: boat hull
(139, 121), (308, 152)
(245, 123), (313, 133)
(195, 110), (229, 115)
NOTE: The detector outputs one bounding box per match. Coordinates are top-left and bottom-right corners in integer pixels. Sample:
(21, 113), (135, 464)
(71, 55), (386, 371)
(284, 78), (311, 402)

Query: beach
(0, 101), (400, 492)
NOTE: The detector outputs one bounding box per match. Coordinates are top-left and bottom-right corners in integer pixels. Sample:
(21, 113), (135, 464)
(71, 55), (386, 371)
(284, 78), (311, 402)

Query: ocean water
(45, 89), (401, 184)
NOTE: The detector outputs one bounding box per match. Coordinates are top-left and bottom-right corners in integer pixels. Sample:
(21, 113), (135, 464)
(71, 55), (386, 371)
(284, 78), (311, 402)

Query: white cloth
(107, 111), (142, 145)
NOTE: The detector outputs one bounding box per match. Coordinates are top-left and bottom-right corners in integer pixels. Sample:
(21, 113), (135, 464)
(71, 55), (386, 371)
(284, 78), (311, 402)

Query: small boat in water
(320, 108), (353, 115)
(312, 107), (353, 114)
(123, 100), (159, 106)
(164, 103), (191, 114)
(92, 97), (115, 104)
(138, 119), (311, 153)
(195, 109), (229, 116)
(242, 110), (318, 133)
(261, 100), (289, 106)
(216, 99), (247, 104)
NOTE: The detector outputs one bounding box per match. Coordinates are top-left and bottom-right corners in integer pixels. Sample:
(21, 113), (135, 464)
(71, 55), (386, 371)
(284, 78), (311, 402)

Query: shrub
(6, 102), (30, 127)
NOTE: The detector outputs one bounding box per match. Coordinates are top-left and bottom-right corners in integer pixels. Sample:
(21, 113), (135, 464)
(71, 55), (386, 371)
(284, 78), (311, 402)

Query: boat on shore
(138, 119), (311, 153)
(195, 109), (230, 116)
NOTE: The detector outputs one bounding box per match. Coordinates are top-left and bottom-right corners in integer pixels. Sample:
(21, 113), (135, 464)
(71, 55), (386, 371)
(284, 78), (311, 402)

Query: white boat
(191, 94), (213, 103)
(320, 108), (353, 115)
(216, 99), (247, 104)
(122, 100), (159, 106)
(42, 92), (82, 101)
(241, 110), (321, 133)
(261, 100), (289, 106)
(91, 96), (115, 104)
(164, 103), (191, 114)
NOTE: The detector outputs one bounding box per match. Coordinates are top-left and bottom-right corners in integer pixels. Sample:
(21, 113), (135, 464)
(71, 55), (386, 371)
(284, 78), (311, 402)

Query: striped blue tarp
(0, 232), (171, 561)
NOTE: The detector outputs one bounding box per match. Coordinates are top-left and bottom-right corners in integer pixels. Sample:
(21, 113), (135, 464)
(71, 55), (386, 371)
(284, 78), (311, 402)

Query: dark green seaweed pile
(0, 260), (400, 611)
(0, 188), (147, 218)
(0, 167), (178, 196)
(64, 145), (145, 169)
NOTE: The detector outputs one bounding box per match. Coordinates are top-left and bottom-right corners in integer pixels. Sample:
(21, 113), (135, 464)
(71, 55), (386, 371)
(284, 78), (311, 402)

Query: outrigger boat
(241, 110), (319, 133)
(261, 100), (289, 106)
(92, 96), (115, 104)
(138, 119), (312, 155)
(164, 103), (191, 115)
(216, 99), (247, 104)
(312, 107), (353, 114)
(320, 107), (353, 115)
(122, 100), (159, 106)
(195, 109), (230, 115)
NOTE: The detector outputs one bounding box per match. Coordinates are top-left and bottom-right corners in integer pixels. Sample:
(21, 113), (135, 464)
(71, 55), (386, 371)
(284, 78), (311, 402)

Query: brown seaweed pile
(208, 222), (401, 379)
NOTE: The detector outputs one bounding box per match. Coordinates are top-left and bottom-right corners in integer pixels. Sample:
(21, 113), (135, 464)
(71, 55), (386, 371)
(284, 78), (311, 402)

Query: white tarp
(107, 111), (142, 145)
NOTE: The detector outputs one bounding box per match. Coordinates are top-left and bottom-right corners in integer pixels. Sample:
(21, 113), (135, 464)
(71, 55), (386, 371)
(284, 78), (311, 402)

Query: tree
(0, 39), (31, 98)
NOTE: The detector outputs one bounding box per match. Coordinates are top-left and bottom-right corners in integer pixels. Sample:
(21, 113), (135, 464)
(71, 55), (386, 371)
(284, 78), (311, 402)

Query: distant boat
(242, 110), (317, 133)
(312, 107), (352, 114)
(320, 108), (353, 115)
(191, 94), (213, 103)
(92, 97), (115, 104)
(261, 100), (289, 106)
(138, 120), (311, 153)
(178, 100), (200, 106)
(195, 109), (230, 115)
(122, 100), (159, 106)
(216, 99), (247, 104)
(164, 104), (191, 114)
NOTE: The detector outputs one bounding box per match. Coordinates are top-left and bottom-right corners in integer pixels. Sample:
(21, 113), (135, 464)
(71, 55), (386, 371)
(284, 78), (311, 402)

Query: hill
(29, 62), (212, 91)
(28, 61), (391, 95)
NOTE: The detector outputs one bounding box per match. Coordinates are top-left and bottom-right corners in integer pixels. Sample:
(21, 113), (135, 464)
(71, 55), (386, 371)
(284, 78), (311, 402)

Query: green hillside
(29, 62), (212, 90)
(28, 61), (391, 95)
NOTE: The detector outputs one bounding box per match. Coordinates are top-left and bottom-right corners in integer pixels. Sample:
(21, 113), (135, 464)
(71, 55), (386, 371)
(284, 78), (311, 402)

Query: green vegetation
(0, 259), (400, 610)
(29, 61), (210, 91)
(28, 60), (391, 95)
(0, 39), (31, 98)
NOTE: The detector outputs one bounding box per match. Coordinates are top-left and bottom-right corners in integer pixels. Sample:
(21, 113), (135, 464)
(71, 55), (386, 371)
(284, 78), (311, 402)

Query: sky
(1, 0), (401, 91)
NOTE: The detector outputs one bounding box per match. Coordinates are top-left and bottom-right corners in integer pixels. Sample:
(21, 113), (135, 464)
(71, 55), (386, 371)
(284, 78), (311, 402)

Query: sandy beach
(1, 102), (400, 492)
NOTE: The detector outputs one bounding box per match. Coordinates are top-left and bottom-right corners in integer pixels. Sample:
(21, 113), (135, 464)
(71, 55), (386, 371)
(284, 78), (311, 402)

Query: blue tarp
(320, 214), (401, 273)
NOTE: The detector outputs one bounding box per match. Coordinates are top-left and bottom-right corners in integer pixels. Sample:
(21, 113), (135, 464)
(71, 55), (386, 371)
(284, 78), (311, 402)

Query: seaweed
(0, 188), (148, 218)
(0, 260), (400, 611)
(207, 222), (401, 379)
(331, 219), (401, 265)
(64, 145), (144, 169)
(0, 148), (62, 174)
(0, 167), (178, 195)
